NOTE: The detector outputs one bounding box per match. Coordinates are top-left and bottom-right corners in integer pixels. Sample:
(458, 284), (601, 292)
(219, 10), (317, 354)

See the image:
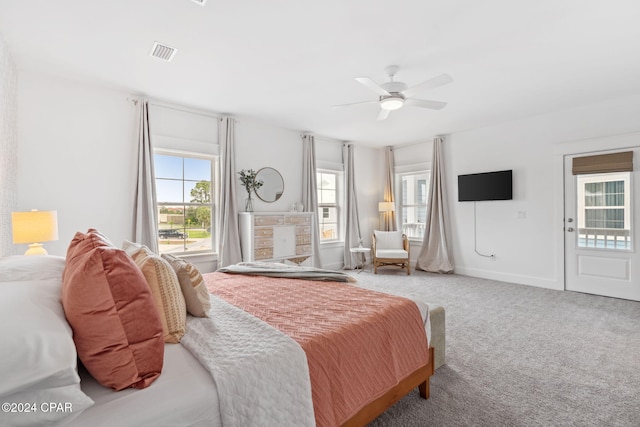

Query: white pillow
(374, 230), (404, 250)
(0, 256), (93, 425)
(0, 255), (66, 282)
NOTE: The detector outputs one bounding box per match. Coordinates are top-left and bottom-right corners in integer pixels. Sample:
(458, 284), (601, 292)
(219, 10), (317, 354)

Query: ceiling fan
(333, 65), (453, 120)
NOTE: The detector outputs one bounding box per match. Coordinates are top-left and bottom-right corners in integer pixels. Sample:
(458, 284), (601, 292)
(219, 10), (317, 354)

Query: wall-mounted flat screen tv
(458, 169), (512, 201)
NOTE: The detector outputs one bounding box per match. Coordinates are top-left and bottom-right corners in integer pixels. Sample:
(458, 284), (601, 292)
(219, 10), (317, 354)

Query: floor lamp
(378, 202), (395, 231)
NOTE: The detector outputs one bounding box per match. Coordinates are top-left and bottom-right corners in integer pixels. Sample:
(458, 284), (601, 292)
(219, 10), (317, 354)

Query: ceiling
(1, 0), (639, 147)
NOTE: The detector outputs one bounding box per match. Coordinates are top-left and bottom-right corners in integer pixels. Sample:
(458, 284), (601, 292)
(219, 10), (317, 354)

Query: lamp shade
(12, 210), (59, 247)
(378, 202), (395, 212)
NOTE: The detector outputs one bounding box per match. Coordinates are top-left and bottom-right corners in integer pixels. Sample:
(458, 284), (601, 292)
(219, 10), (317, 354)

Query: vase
(245, 196), (254, 212)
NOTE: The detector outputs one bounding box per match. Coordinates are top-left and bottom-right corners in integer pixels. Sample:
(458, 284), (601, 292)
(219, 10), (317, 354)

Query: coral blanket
(204, 272), (429, 427)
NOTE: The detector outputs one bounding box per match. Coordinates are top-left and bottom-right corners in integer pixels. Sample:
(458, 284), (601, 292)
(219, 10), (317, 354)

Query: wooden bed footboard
(342, 346), (435, 427)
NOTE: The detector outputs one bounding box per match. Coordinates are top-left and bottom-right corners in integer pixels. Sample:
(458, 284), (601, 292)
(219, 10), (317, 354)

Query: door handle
(567, 227), (574, 232)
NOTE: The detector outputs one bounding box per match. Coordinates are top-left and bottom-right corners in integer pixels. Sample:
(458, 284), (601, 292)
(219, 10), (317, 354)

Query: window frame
(316, 169), (343, 243)
(154, 149), (218, 256)
(576, 172), (632, 251)
(396, 170), (431, 241)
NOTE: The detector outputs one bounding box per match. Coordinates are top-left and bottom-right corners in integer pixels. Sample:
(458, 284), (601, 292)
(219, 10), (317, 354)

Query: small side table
(349, 247), (371, 273)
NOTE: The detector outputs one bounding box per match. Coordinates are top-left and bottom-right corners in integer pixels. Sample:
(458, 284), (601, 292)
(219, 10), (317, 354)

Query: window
(154, 152), (214, 254)
(399, 172), (430, 239)
(577, 172), (631, 250)
(317, 171), (340, 241)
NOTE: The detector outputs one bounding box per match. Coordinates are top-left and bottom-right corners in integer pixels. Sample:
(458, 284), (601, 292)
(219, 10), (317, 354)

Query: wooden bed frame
(343, 346), (435, 426)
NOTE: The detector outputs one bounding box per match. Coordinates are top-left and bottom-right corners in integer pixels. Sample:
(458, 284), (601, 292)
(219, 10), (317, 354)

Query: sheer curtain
(301, 134), (322, 268)
(343, 143), (363, 269)
(132, 100), (159, 253)
(382, 146), (398, 231)
(217, 117), (242, 268)
(416, 136), (454, 273)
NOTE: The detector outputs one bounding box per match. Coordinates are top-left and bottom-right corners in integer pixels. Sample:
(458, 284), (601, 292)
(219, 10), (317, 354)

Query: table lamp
(12, 210), (59, 255)
(378, 201), (395, 231)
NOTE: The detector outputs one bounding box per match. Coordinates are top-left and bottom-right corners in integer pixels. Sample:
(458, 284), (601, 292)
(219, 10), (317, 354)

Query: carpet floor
(351, 269), (640, 427)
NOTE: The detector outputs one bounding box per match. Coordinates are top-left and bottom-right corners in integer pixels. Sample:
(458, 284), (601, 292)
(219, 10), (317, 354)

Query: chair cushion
(376, 249), (409, 259)
(374, 230), (404, 250)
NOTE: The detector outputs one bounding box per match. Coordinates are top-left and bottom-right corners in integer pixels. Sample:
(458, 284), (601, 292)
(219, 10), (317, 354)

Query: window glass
(398, 172), (430, 239)
(154, 153), (214, 254)
(577, 173), (631, 250)
(317, 171), (340, 241)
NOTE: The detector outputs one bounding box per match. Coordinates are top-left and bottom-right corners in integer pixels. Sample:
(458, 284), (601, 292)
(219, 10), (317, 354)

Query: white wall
(16, 71), (138, 257)
(15, 71), (382, 271)
(22, 70), (639, 287)
(235, 120), (303, 214)
(0, 32), (18, 256)
(445, 93), (640, 289)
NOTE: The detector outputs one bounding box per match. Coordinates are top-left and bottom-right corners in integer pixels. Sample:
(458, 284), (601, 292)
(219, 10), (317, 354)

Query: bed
(0, 234), (440, 427)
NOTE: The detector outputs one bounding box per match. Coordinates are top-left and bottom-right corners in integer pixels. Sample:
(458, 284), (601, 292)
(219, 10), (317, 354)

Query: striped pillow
(131, 248), (186, 343)
(162, 254), (211, 317)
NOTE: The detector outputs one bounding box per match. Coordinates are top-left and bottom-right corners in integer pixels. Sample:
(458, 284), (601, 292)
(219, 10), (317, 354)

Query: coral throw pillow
(62, 229), (164, 391)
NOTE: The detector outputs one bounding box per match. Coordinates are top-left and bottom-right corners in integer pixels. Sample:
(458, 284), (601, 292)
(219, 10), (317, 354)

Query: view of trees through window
(154, 153), (214, 254)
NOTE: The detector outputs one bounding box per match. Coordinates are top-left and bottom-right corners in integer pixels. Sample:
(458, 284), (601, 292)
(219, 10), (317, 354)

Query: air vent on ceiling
(150, 42), (178, 62)
(191, 0), (207, 5)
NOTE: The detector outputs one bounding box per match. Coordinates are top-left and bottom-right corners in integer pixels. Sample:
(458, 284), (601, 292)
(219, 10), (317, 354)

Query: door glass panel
(576, 172), (631, 250)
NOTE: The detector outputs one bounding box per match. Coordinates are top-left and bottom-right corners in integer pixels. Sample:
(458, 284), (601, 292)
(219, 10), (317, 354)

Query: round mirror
(255, 167), (284, 202)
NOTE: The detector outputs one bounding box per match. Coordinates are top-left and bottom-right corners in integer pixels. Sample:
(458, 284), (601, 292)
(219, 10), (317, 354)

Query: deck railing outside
(578, 227), (631, 250)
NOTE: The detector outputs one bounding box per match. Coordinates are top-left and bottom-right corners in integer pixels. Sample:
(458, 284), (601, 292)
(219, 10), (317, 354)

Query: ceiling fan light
(380, 97), (404, 111)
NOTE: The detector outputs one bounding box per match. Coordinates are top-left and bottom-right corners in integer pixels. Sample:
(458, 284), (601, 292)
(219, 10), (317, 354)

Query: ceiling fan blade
(331, 100), (379, 108)
(355, 77), (391, 97)
(377, 108), (390, 121)
(402, 74), (453, 98)
(404, 98), (448, 110)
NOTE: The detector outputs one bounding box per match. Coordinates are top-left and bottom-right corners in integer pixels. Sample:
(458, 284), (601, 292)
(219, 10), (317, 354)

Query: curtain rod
(392, 135), (447, 150)
(127, 96), (221, 120)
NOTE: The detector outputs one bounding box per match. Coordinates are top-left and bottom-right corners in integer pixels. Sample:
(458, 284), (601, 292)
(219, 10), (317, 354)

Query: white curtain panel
(416, 136), (454, 273)
(301, 134), (322, 268)
(132, 100), (159, 253)
(383, 147), (398, 231)
(343, 144), (363, 269)
(217, 117), (243, 268)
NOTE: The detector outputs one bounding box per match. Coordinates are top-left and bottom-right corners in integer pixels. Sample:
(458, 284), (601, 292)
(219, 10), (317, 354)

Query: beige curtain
(343, 143), (363, 269)
(302, 134), (322, 268)
(416, 136), (454, 273)
(217, 117), (243, 268)
(132, 100), (159, 253)
(382, 146), (397, 231)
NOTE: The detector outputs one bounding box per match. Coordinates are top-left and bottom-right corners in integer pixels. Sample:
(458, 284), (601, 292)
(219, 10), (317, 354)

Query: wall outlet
(517, 211), (527, 219)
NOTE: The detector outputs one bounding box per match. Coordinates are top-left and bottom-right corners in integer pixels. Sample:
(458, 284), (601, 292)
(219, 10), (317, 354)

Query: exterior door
(564, 149), (640, 301)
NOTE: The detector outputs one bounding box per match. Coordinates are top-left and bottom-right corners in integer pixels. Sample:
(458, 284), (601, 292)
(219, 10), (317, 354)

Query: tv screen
(458, 170), (512, 201)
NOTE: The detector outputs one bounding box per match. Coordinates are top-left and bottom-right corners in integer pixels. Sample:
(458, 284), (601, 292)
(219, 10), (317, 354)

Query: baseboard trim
(453, 267), (563, 291)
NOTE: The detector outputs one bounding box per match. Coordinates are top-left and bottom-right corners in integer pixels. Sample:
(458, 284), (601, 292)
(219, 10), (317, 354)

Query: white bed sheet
(70, 344), (221, 427)
(69, 288), (430, 427)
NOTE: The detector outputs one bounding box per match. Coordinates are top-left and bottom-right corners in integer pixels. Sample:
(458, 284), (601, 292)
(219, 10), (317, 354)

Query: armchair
(372, 230), (410, 275)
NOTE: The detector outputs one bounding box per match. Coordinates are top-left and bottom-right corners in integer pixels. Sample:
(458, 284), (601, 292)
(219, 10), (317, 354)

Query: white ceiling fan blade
(404, 98), (448, 110)
(402, 74), (453, 98)
(355, 77), (391, 97)
(377, 108), (390, 121)
(331, 100), (379, 108)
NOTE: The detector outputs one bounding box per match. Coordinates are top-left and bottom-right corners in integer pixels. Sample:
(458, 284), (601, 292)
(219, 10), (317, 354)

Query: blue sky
(154, 154), (212, 203)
